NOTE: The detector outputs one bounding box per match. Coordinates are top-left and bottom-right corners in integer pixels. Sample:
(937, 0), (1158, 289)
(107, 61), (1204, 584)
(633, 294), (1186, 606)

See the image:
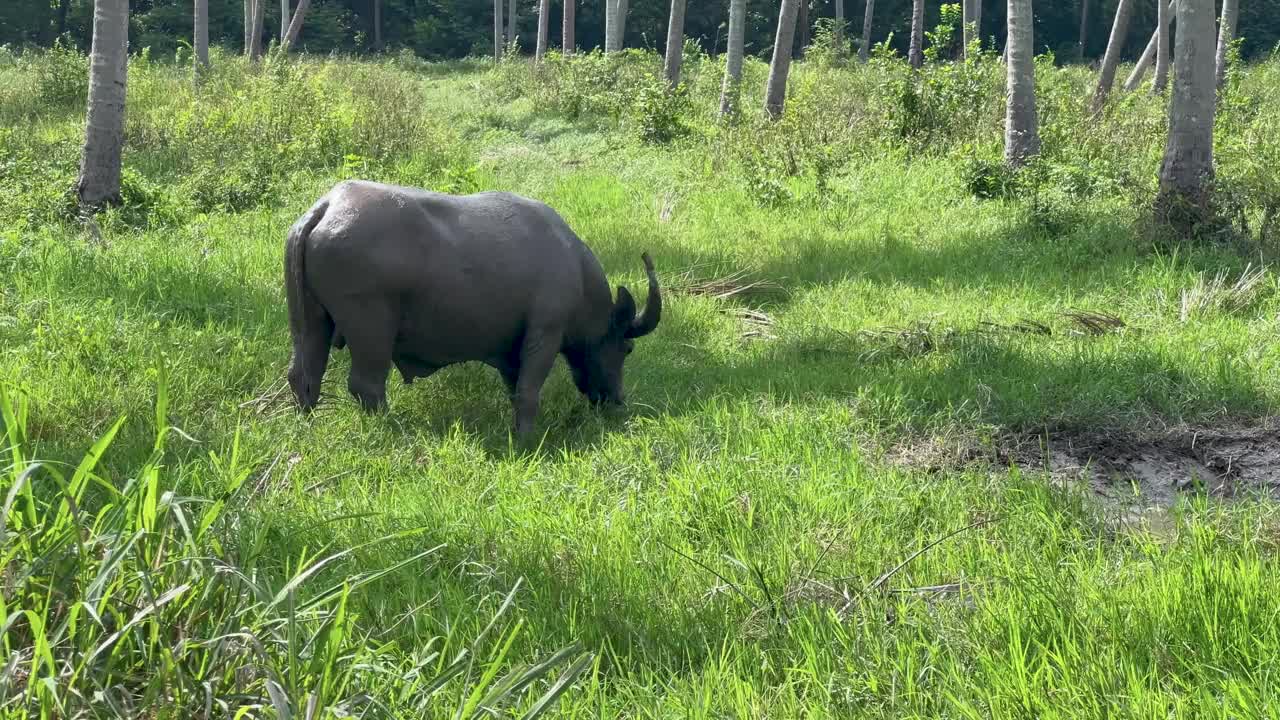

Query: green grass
(3, 44), (1280, 717)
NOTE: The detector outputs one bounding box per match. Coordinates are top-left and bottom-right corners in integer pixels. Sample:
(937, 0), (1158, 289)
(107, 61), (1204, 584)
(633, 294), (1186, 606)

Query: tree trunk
(974, 0), (982, 46)
(1152, 0), (1170, 92)
(281, 0), (288, 41)
(195, 0), (210, 68)
(562, 0), (574, 53)
(536, 0), (550, 58)
(57, 0), (70, 37)
(963, 0), (973, 57)
(908, 0), (924, 68)
(282, 0), (310, 51)
(1004, 0), (1039, 167)
(796, 0), (808, 57)
(859, 0), (874, 62)
(1215, 0), (1238, 89)
(604, 0), (614, 51)
(1157, 0), (1216, 234)
(834, 0), (844, 55)
(1121, 4), (1166, 91)
(494, 0), (503, 60)
(764, 0), (800, 119)
(243, 0), (251, 51)
(507, 0), (517, 46)
(1089, 0), (1133, 114)
(78, 0), (128, 209)
(1077, 0), (1089, 59)
(719, 0), (746, 116)
(250, 0), (265, 58)
(373, 0), (382, 50)
(663, 0), (687, 87)
(615, 0), (628, 48)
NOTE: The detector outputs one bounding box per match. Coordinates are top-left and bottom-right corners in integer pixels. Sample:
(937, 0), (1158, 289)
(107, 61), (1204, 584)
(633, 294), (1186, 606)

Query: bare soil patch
(889, 421), (1280, 506)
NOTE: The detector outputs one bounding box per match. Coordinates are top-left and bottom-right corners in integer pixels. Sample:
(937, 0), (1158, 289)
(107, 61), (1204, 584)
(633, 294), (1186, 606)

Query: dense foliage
(4, 0), (1279, 64)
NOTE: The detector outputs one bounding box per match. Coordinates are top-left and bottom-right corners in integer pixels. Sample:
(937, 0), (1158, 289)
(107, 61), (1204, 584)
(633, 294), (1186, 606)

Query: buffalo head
(568, 252), (662, 406)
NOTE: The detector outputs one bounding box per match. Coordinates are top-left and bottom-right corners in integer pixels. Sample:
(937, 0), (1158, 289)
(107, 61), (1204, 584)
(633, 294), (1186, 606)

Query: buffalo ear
(611, 286), (637, 334)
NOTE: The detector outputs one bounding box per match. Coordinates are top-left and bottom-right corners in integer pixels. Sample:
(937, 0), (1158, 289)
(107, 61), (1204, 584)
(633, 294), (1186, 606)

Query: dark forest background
(2, 0), (1277, 65)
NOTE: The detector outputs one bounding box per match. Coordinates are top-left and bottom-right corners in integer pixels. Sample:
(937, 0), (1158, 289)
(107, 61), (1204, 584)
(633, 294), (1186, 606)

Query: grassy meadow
(3, 39), (1280, 717)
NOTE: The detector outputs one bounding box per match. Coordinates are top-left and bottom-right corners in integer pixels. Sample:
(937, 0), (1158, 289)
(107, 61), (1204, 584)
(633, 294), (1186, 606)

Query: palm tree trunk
(1077, 0), (1089, 60)
(796, 0), (808, 57)
(1157, 0), (1217, 234)
(282, 0), (311, 52)
(281, 0), (289, 41)
(78, 0), (128, 208)
(1004, 0), (1039, 167)
(494, 0), (503, 60)
(250, 0), (266, 58)
(244, 0), (251, 51)
(764, 0), (801, 119)
(536, 0), (550, 59)
(195, 0), (210, 68)
(605, 0), (614, 51)
(719, 0), (746, 116)
(1215, 0), (1238, 89)
(1122, 3), (1175, 92)
(834, 0), (845, 56)
(908, 0), (924, 68)
(615, 0), (628, 49)
(963, 0), (973, 57)
(373, 0), (382, 50)
(1152, 0), (1170, 92)
(973, 0), (982, 47)
(562, 0), (574, 53)
(1089, 0), (1133, 114)
(858, 0), (874, 62)
(663, 0), (687, 87)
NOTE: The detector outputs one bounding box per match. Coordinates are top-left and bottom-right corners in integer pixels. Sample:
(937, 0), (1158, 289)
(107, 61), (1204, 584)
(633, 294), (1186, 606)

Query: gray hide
(284, 180), (662, 440)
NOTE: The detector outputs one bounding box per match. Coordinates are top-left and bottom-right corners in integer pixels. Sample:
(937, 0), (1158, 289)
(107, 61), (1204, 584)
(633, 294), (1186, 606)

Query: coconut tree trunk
(908, 0), (924, 68)
(373, 0), (382, 50)
(243, 0), (251, 50)
(1157, 0), (1216, 234)
(494, 0), (503, 59)
(282, 0), (310, 51)
(1122, 3), (1174, 91)
(719, 0), (746, 116)
(858, 0), (874, 62)
(615, 0), (628, 48)
(1004, 0), (1039, 167)
(562, 0), (574, 53)
(1215, 0), (1238, 89)
(973, 0), (982, 47)
(663, 0), (687, 87)
(1077, 0), (1089, 59)
(536, 0), (550, 58)
(604, 0), (614, 50)
(507, 0), (518, 46)
(77, 0), (128, 209)
(1152, 0), (1170, 92)
(195, 0), (210, 68)
(247, 0), (264, 58)
(281, 0), (288, 41)
(1089, 0), (1133, 114)
(834, 0), (844, 55)
(764, 0), (801, 119)
(796, 0), (809, 56)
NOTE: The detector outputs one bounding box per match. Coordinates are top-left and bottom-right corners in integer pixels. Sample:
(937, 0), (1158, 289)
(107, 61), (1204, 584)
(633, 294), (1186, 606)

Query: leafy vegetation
(3, 44), (1280, 716)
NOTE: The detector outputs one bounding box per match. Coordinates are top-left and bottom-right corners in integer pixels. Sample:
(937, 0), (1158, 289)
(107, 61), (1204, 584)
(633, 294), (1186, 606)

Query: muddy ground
(888, 421), (1280, 507)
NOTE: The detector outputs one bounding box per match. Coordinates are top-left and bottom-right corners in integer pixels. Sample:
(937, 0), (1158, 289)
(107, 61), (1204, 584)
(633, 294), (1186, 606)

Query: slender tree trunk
(615, 0), (628, 48)
(1215, 0), (1238, 89)
(973, 0), (981, 46)
(963, 0), (973, 57)
(663, 0), (687, 87)
(562, 0), (574, 53)
(605, 0), (614, 51)
(78, 0), (128, 208)
(57, 0), (70, 37)
(536, 0), (550, 58)
(1152, 0), (1170, 91)
(494, 0), (503, 60)
(764, 0), (800, 119)
(1122, 8), (1162, 91)
(719, 0), (746, 116)
(244, 0), (251, 51)
(1004, 0), (1039, 167)
(281, 0), (288, 41)
(373, 0), (382, 50)
(195, 0), (210, 68)
(859, 0), (874, 62)
(282, 0), (310, 51)
(908, 0), (924, 68)
(250, 0), (265, 58)
(1089, 0), (1133, 114)
(834, 0), (845, 55)
(507, 0), (518, 46)
(1077, 0), (1089, 59)
(1157, 0), (1217, 234)
(796, 0), (808, 57)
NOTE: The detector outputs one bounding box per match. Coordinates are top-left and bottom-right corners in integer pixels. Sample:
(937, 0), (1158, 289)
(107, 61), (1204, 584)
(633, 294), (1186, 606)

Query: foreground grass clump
(2, 46), (1280, 716)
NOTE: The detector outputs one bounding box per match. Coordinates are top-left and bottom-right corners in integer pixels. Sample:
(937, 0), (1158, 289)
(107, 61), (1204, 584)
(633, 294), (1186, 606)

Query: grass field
(3, 42), (1280, 717)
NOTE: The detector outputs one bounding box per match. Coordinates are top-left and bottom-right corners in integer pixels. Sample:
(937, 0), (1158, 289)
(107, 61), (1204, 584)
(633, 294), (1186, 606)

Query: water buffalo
(284, 180), (662, 440)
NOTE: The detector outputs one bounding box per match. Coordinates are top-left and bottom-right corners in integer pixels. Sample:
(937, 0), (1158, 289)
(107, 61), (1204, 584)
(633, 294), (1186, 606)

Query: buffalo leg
(512, 330), (560, 440)
(287, 309), (335, 412)
(329, 299), (395, 412)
